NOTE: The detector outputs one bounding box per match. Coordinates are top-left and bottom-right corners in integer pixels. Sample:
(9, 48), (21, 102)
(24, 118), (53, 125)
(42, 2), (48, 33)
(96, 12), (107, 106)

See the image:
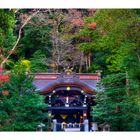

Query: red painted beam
(33, 73), (100, 80)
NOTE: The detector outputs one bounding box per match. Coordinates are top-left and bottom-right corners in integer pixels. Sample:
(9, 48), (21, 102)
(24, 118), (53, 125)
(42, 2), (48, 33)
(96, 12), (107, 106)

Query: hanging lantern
(87, 22), (96, 29)
(66, 86), (70, 91)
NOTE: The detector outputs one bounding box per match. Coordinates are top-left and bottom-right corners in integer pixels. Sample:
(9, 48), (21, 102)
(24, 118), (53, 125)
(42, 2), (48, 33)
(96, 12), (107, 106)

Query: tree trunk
(88, 53), (91, 68)
(126, 70), (129, 96)
(85, 55), (88, 72)
(79, 53), (84, 73)
(0, 10), (40, 67)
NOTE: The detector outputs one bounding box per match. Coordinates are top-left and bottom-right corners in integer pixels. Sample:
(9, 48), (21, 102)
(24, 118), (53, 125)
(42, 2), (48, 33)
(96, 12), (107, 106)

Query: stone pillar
(52, 119), (57, 131)
(91, 123), (98, 131)
(36, 123), (45, 131)
(84, 119), (89, 132)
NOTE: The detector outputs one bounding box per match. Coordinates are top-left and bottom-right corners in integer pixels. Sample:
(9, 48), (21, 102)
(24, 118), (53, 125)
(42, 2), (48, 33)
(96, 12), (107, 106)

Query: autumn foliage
(0, 74), (9, 82)
(87, 22), (96, 29)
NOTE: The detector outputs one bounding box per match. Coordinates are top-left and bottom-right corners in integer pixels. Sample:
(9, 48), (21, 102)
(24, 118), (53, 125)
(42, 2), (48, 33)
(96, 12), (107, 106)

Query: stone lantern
(99, 122), (111, 131)
(36, 123), (45, 131)
(91, 122), (98, 131)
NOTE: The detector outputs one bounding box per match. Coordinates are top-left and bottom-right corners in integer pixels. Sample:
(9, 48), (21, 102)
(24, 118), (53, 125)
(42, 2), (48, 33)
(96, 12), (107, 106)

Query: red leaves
(0, 65), (9, 82)
(87, 22), (96, 29)
(0, 74), (9, 82)
(2, 90), (9, 95)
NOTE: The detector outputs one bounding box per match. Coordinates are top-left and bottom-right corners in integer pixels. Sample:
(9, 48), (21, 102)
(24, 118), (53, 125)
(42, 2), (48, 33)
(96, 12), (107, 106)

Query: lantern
(36, 123), (45, 131)
(66, 86), (70, 91)
(87, 22), (96, 29)
(83, 113), (87, 117)
(91, 123), (98, 131)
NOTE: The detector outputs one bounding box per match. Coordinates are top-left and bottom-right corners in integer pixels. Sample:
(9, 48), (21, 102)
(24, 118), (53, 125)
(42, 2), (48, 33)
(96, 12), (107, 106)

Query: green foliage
(0, 9), (140, 131)
(86, 9), (140, 131)
(12, 18), (52, 72)
(17, 24), (51, 59)
(77, 9), (139, 74)
(0, 61), (48, 131)
(0, 9), (15, 34)
(30, 50), (48, 72)
(0, 9), (16, 58)
(92, 73), (140, 131)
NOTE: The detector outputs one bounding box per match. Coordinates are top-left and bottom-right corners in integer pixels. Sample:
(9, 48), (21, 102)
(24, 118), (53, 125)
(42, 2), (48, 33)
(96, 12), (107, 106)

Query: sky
(0, 0), (140, 8)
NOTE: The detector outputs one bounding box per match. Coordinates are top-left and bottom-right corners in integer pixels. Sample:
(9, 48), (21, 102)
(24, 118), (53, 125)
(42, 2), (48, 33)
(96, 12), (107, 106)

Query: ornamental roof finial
(64, 66), (73, 75)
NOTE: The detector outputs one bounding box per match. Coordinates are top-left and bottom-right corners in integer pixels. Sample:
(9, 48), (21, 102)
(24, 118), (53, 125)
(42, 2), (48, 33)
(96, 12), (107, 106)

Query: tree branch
(0, 9), (40, 68)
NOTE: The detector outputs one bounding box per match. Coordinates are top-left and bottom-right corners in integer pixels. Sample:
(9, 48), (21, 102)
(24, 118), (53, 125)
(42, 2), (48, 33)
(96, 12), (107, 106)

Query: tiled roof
(32, 72), (100, 94)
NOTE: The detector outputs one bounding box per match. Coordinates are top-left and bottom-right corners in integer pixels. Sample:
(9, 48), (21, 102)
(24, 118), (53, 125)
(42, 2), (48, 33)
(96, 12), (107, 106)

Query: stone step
(64, 128), (81, 132)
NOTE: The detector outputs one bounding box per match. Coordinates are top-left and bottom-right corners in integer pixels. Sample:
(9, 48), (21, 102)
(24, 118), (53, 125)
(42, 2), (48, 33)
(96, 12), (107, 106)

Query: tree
(15, 9), (93, 73)
(91, 73), (140, 131)
(88, 9), (140, 131)
(0, 9), (16, 69)
(30, 50), (48, 72)
(76, 9), (139, 74)
(46, 9), (86, 72)
(0, 61), (48, 131)
(0, 9), (40, 73)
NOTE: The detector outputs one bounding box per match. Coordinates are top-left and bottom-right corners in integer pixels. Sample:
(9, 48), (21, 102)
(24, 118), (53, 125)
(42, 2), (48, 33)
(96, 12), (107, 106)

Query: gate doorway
(45, 87), (95, 131)
(52, 109), (83, 124)
(52, 109), (85, 131)
(33, 68), (99, 131)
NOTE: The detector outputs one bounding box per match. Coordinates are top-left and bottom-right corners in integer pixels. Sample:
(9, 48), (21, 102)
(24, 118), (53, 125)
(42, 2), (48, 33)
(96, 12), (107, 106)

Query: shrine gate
(32, 69), (100, 131)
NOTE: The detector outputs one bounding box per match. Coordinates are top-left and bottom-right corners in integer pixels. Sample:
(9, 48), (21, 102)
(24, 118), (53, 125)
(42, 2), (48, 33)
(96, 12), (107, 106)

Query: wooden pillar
(48, 111), (52, 130)
(83, 109), (87, 120)
(48, 95), (51, 107)
(83, 95), (87, 107)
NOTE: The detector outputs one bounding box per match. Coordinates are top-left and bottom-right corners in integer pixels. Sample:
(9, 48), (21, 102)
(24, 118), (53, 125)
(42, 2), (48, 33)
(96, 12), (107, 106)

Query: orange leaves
(87, 22), (96, 29)
(0, 65), (9, 82)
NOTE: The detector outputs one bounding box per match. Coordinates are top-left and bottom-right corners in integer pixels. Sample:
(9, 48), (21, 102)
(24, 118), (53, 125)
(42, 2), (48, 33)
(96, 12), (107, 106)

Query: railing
(55, 123), (85, 131)
(52, 119), (89, 131)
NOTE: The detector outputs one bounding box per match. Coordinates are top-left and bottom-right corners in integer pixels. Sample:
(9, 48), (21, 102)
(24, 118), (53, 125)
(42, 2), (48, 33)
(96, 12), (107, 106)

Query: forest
(0, 9), (140, 131)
